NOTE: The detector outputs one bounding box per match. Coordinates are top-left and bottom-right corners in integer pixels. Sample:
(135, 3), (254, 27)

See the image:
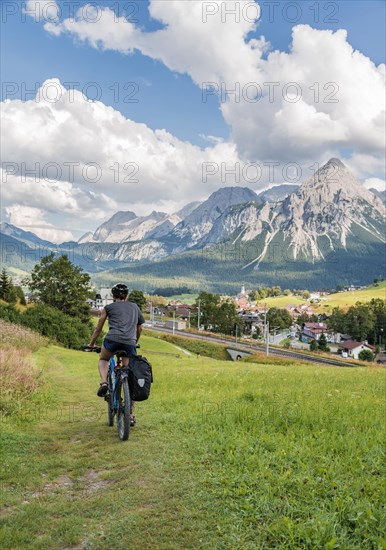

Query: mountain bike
(83, 346), (138, 441)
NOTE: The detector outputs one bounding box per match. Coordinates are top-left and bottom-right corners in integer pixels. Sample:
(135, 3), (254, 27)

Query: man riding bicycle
(88, 283), (145, 425)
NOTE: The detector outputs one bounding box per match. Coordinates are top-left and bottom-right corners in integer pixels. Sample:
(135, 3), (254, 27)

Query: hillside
(1, 334), (384, 548)
(2, 160), (385, 291)
(316, 281), (386, 312)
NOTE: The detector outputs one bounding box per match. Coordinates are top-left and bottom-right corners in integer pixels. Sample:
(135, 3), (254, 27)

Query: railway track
(144, 325), (361, 368)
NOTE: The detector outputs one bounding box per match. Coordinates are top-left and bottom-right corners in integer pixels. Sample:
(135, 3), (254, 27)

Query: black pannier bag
(129, 355), (153, 401)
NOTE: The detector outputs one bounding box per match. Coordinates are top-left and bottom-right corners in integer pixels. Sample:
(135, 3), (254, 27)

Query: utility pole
(150, 300), (153, 327)
(264, 303), (267, 344)
(198, 299), (201, 331)
(188, 309), (191, 329)
(173, 309), (176, 335)
(266, 321), (270, 356)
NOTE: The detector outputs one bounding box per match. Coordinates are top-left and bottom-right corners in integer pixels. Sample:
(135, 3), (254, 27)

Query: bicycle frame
(108, 355), (130, 411)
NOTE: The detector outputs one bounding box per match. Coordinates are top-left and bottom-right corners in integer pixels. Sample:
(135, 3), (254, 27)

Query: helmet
(111, 283), (129, 299)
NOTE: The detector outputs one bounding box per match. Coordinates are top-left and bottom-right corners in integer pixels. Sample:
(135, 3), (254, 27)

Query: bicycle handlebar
(82, 345), (101, 353)
(82, 344), (141, 353)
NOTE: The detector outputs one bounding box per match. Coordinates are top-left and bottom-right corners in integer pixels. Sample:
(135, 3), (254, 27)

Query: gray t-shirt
(104, 301), (145, 344)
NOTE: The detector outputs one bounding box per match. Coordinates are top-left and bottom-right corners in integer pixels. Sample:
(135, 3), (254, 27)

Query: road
(144, 324), (361, 368)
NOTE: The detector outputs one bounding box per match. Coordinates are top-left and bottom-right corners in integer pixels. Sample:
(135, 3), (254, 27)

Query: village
(88, 284), (382, 363)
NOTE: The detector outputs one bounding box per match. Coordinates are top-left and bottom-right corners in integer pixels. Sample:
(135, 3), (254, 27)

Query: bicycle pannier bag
(129, 355), (153, 401)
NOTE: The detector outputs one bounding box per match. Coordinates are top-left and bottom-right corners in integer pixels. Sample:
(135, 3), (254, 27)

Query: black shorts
(103, 338), (137, 358)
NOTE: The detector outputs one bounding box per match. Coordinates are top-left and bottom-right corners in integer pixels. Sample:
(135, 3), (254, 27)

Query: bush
(358, 349), (374, 362)
(0, 303), (22, 324)
(0, 303), (93, 350)
(20, 304), (93, 349)
(310, 339), (318, 352)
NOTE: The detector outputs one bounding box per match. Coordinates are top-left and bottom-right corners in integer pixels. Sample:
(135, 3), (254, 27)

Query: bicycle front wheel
(117, 378), (131, 441)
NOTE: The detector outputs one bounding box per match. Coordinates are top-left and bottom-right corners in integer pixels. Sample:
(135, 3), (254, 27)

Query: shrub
(20, 304), (92, 349)
(358, 349), (374, 362)
(310, 339), (318, 352)
(0, 303), (22, 324)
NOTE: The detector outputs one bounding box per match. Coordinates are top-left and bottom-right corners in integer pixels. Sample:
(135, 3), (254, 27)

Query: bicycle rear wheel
(107, 372), (115, 427)
(117, 378), (131, 441)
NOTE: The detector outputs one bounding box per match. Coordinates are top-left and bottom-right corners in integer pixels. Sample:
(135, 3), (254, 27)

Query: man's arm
(136, 323), (143, 342)
(89, 309), (107, 347)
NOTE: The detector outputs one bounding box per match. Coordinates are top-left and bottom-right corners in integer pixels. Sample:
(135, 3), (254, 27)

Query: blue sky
(1, 1), (385, 240)
(2, 1), (385, 145)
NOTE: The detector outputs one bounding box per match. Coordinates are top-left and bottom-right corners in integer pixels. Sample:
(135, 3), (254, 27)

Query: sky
(1, 0), (385, 242)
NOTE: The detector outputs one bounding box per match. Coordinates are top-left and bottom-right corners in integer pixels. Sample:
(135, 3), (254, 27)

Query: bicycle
(83, 345), (138, 441)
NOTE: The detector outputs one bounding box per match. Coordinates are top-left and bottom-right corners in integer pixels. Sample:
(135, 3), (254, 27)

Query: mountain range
(1, 159), (385, 292)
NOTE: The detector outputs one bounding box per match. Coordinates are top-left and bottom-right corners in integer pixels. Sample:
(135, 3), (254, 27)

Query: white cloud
(1, 167), (114, 220)
(5, 205), (74, 243)
(42, 1), (386, 169)
(25, 0), (61, 23)
(1, 80), (253, 236)
(363, 178), (386, 192)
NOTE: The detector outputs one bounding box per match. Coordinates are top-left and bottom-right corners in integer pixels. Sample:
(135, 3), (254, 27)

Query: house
(165, 320), (186, 331)
(315, 289), (332, 296)
(339, 341), (376, 360)
(302, 322), (328, 341)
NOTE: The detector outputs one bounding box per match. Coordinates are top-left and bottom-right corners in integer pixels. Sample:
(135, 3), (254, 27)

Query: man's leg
(97, 347), (113, 396)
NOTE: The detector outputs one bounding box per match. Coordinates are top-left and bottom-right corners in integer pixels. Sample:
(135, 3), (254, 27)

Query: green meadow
(316, 282), (386, 312)
(1, 332), (385, 549)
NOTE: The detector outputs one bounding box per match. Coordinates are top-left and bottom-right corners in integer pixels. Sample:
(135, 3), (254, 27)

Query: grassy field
(1, 333), (385, 549)
(316, 282), (386, 312)
(167, 294), (199, 305)
(258, 295), (307, 308)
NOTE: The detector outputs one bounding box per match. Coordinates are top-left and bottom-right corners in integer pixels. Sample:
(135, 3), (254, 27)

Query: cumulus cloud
(1, 80), (252, 238)
(5, 205), (74, 243)
(1, 168), (113, 219)
(41, 1), (385, 167)
(4, 2), (385, 238)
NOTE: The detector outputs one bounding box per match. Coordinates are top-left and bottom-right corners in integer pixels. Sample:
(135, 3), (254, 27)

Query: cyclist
(88, 283), (145, 425)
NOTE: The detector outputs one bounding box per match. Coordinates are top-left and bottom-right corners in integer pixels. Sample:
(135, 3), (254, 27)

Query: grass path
(1, 337), (212, 549)
(1, 334), (385, 549)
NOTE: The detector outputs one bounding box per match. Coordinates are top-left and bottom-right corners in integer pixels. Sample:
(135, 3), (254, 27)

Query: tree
(368, 298), (386, 345)
(194, 292), (220, 331)
(258, 288), (268, 299)
(146, 294), (166, 307)
(327, 307), (348, 334)
(310, 339), (318, 351)
(218, 301), (240, 334)
(0, 268), (16, 303)
(29, 253), (91, 322)
(14, 286), (26, 305)
(271, 286), (282, 297)
(303, 290), (311, 299)
(249, 290), (259, 303)
(283, 289), (291, 296)
(358, 349), (374, 362)
(345, 303), (375, 342)
(128, 290), (146, 311)
(318, 333), (330, 352)
(266, 308), (292, 331)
